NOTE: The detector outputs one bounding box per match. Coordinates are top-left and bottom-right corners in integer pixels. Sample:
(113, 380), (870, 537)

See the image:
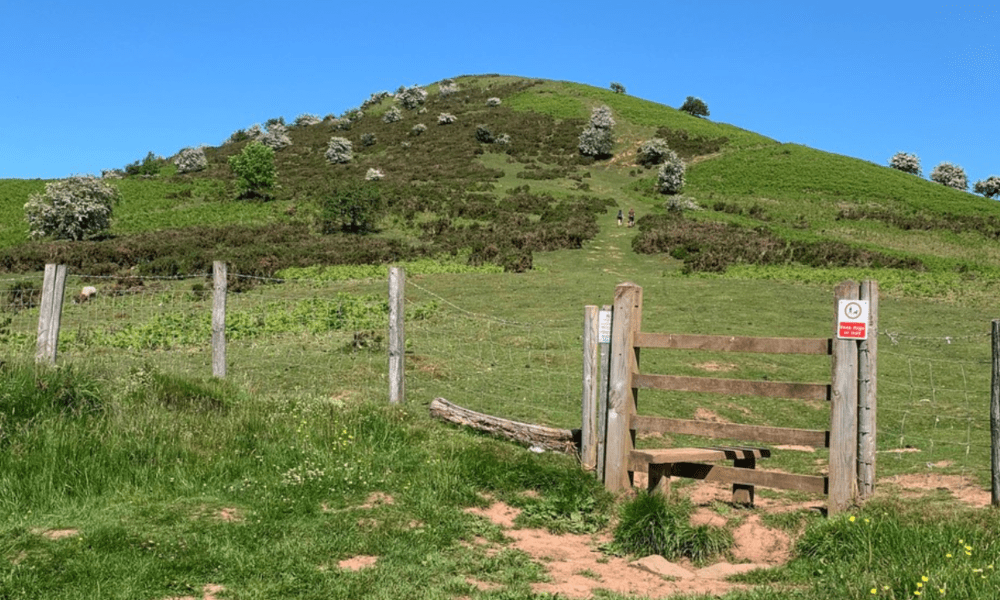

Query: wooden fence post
(857, 280), (879, 501)
(604, 283), (642, 492)
(389, 266), (405, 404)
(991, 320), (1000, 507)
(35, 264), (67, 365)
(582, 306), (599, 470)
(830, 280), (860, 514)
(596, 304), (613, 484)
(212, 261), (227, 378)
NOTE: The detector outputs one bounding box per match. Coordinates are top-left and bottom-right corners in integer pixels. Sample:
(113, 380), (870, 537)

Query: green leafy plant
(680, 96), (710, 118)
(24, 176), (120, 240)
(124, 151), (167, 177)
(228, 141), (277, 199)
(610, 82), (626, 94)
(605, 493), (731, 563)
(320, 181), (385, 234)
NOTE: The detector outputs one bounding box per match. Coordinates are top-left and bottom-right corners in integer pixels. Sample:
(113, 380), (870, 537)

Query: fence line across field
(5, 263), (1000, 506)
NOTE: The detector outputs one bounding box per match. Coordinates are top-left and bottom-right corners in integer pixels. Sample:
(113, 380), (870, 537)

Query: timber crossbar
(588, 280), (878, 515)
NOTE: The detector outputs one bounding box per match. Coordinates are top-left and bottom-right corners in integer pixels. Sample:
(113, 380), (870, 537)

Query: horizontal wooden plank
(629, 447), (771, 471)
(635, 332), (832, 355)
(668, 463), (829, 494)
(633, 373), (830, 401)
(633, 416), (830, 447)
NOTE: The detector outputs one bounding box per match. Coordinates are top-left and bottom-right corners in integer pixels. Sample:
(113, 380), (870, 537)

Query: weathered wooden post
(991, 320), (1000, 507)
(830, 280), (861, 514)
(36, 264), (67, 365)
(388, 266), (405, 404)
(604, 283), (643, 491)
(857, 280), (879, 501)
(582, 306), (600, 470)
(212, 261), (227, 378)
(596, 304), (613, 483)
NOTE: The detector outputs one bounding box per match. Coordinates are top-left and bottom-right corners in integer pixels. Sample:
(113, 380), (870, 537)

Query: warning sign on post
(837, 300), (869, 340)
(598, 310), (612, 344)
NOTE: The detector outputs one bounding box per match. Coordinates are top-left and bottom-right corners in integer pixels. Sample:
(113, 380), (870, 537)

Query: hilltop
(2, 74), (998, 303)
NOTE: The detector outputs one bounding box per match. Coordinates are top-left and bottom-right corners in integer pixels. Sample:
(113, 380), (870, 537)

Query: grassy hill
(3, 74), (999, 304)
(2, 75), (1000, 600)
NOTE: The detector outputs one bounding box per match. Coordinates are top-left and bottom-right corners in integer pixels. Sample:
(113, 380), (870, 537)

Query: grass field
(2, 75), (1000, 599)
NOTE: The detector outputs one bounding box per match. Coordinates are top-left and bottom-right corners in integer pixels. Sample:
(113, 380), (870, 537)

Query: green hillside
(3, 74), (998, 304)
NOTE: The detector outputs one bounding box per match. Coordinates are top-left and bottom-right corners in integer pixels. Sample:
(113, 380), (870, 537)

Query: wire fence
(1, 269), (996, 499)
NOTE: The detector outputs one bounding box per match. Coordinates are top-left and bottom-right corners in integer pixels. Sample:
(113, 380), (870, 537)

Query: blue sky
(2, 1), (997, 189)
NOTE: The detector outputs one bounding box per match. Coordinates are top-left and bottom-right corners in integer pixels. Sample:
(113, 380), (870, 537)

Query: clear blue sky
(2, 1), (997, 188)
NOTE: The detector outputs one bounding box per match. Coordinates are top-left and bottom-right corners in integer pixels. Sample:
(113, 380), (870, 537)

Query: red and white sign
(837, 300), (869, 340)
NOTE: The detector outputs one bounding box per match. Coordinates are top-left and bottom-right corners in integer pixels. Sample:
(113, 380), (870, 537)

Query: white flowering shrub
(439, 79), (459, 96)
(383, 106), (402, 123)
(656, 150), (686, 194)
(174, 147), (208, 173)
(410, 123), (427, 136)
(24, 176), (120, 240)
(260, 122), (292, 150)
(294, 113), (321, 127)
(330, 118), (351, 131)
(438, 113), (457, 125)
(365, 168), (384, 181)
(495, 133), (511, 145)
(579, 105), (615, 157)
(325, 137), (353, 164)
(486, 97), (502, 107)
(395, 85), (427, 110)
(342, 108), (364, 122)
(974, 176), (1000, 199)
(888, 152), (921, 175)
(361, 91), (390, 109)
(930, 162), (968, 190)
(636, 138), (671, 167)
(101, 169), (124, 179)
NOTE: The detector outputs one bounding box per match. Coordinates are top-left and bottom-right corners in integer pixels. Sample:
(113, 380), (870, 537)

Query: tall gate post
(830, 281), (860, 514)
(582, 306), (600, 470)
(857, 280), (879, 501)
(604, 283), (643, 492)
(596, 304), (613, 483)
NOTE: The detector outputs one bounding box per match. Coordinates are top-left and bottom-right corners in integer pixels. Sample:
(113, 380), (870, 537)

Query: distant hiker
(616, 209), (623, 226)
(627, 208), (635, 228)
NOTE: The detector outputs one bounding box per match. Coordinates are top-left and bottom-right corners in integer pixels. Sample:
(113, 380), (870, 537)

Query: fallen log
(429, 397), (580, 454)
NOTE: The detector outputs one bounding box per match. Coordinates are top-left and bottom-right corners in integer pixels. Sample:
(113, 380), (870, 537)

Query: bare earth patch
(37, 529), (79, 540)
(338, 555), (378, 571)
(693, 408), (730, 423)
(881, 473), (990, 508)
(465, 495), (790, 598)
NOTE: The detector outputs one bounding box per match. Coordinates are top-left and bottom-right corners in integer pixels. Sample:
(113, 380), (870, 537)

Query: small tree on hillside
(579, 105), (615, 158)
(321, 181), (384, 233)
(228, 141), (277, 199)
(888, 152), (921, 176)
(680, 96), (710, 118)
(395, 85), (428, 110)
(656, 150), (686, 194)
(974, 176), (1000, 199)
(610, 82), (626, 94)
(24, 176), (120, 240)
(930, 162), (968, 191)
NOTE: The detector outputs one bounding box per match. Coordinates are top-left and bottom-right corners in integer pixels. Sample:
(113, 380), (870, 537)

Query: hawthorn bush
(24, 176), (120, 240)
(579, 105), (615, 158)
(260, 122), (292, 150)
(637, 138), (671, 167)
(486, 97), (502, 107)
(320, 181), (384, 233)
(610, 82), (626, 94)
(395, 85), (427, 110)
(889, 152), (921, 175)
(438, 113), (457, 125)
(656, 150), (685, 194)
(325, 137), (353, 164)
(975, 176), (1000, 199)
(930, 162), (968, 190)
(294, 113), (321, 127)
(383, 106), (402, 123)
(228, 141), (277, 199)
(439, 79), (459, 96)
(174, 147), (208, 173)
